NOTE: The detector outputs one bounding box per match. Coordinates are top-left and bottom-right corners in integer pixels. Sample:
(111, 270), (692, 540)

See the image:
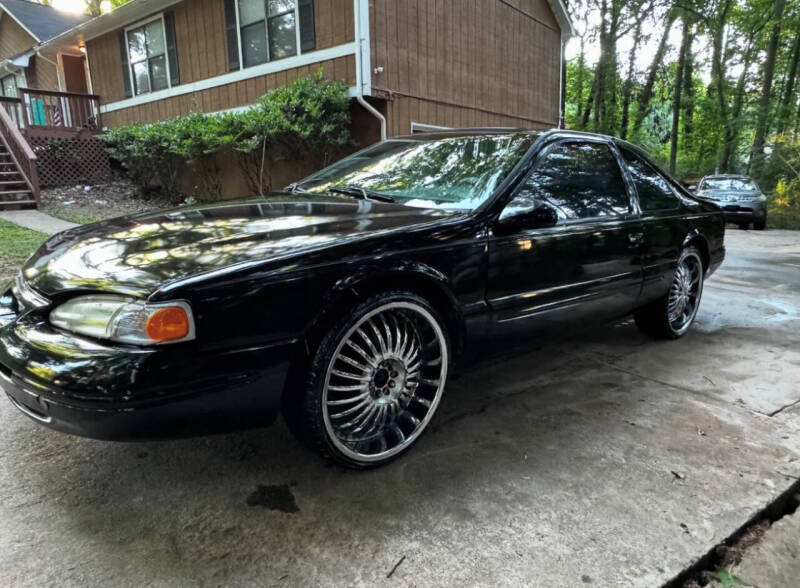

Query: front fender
(308, 262), (465, 355)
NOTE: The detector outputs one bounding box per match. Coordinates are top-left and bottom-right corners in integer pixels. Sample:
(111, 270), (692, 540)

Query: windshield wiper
(285, 182), (309, 194)
(329, 185), (395, 203)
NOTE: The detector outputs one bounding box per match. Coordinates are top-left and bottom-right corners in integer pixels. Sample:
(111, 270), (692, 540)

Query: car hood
(21, 197), (458, 298)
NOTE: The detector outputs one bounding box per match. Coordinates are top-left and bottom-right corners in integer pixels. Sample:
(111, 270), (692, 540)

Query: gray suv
(694, 174), (767, 230)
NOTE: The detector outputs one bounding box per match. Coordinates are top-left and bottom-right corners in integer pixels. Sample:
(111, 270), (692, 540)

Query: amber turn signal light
(146, 306), (190, 342)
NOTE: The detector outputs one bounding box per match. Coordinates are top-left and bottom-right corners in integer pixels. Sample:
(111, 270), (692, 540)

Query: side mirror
(497, 205), (559, 234)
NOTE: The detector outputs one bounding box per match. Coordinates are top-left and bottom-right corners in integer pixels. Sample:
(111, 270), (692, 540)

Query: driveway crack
(768, 397), (800, 417)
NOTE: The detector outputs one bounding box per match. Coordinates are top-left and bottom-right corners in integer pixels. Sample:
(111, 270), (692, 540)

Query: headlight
(50, 295), (195, 345)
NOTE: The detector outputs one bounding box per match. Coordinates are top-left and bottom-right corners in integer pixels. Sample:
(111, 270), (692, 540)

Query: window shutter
(224, 0), (240, 71)
(164, 11), (180, 85)
(299, 0), (315, 52)
(118, 30), (132, 98)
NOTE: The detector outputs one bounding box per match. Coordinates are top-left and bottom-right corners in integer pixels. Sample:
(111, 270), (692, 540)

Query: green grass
(0, 218), (48, 265)
(41, 207), (101, 226)
(767, 208), (800, 230)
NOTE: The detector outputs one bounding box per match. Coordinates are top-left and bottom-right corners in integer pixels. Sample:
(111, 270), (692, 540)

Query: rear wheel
(292, 292), (449, 468)
(634, 246), (704, 339)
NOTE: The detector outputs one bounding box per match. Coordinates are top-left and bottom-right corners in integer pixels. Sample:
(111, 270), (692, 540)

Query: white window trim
(100, 41), (357, 114)
(124, 13), (171, 97)
(234, 0), (303, 71)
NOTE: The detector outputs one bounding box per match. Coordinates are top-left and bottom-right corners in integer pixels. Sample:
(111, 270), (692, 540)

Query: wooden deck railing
(0, 96), (24, 130)
(18, 89), (102, 133)
(0, 105), (40, 205)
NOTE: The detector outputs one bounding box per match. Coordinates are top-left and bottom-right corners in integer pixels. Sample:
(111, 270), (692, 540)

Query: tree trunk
(681, 42), (694, 147)
(620, 18), (643, 140)
(706, 1), (733, 170)
(85, 0), (102, 15)
(720, 46), (753, 172)
(751, 0), (787, 172)
(593, 0), (609, 131)
(670, 19), (691, 175)
(581, 79), (596, 129)
(777, 29), (800, 135)
(575, 38), (587, 120)
(632, 12), (677, 138)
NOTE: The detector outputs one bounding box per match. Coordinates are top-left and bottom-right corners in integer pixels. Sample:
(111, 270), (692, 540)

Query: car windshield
(295, 134), (537, 211)
(700, 178), (758, 191)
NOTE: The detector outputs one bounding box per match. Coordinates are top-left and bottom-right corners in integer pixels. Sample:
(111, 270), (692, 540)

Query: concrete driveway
(2, 229), (799, 587)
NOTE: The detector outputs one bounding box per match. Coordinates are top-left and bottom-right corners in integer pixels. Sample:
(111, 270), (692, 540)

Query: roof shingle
(0, 0), (90, 42)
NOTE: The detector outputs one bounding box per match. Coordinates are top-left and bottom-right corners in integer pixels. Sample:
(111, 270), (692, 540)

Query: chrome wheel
(322, 301), (448, 463)
(668, 252), (703, 335)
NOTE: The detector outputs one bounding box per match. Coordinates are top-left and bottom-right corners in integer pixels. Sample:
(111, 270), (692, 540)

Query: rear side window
(518, 141), (631, 220)
(620, 147), (679, 212)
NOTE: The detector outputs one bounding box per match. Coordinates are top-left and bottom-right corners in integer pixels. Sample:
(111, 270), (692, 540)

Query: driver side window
(505, 141), (630, 221)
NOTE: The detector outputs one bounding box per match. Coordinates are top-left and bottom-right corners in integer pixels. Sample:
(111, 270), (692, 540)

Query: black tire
(287, 291), (450, 469)
(754, 218), (766, 230)
(634, 246), (704, 340)
(738, 222), (750, 230)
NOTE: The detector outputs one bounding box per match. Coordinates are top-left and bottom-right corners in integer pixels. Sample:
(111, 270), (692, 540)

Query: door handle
(628, 233), (644, 245)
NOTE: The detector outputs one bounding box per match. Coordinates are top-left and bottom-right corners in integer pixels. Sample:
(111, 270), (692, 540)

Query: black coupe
(0, 129), (725, 467)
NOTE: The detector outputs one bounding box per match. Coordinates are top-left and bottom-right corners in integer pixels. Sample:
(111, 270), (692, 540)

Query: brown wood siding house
(0, 1), (91, 96)
(36, 0), (571, 138)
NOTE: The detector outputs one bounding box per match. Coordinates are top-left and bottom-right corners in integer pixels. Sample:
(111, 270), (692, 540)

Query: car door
(617, 145), (685, 306)
(486, 138), (644, 343)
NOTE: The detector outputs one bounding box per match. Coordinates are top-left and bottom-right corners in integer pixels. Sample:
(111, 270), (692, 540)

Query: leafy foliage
(565, 0), (800, 191)
(102, 71), (352, 200)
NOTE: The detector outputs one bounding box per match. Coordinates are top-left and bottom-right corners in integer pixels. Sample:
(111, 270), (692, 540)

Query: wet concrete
(1, 229), (799, 586)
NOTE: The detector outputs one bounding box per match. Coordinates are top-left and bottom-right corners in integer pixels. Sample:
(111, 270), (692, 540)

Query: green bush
(102, 71), (352, 199)
(764, 135), (800, 230)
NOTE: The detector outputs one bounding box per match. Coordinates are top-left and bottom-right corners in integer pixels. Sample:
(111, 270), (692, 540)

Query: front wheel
(754, 218), (766, 230)
(293, 292), (449, 468)
(634, 246), (704, 339)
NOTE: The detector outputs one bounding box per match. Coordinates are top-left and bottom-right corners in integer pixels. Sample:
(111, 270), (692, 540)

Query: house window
(1, 74), (18, 98)
(126, 16), (170, 96)
(237, 0), (300, 68)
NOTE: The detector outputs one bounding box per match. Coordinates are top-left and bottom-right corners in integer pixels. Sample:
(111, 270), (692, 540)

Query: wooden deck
(0, 89), (106, 207)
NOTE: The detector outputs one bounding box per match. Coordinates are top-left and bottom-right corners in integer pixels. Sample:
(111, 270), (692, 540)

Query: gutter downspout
(34, 49), (58, 68)
(357, 95), (386, 141)
(35, 48), (63, 90)
(353, 0), (385, 140)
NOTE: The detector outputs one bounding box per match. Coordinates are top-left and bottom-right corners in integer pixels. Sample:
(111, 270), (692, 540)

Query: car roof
(393, 127), (538, 141)
(391, 127), (624, 142)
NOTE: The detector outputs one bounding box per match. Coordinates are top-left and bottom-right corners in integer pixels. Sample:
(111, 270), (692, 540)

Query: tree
(670, 17), (693, 174)
(632, 11), (677, 139)
(750, 0), (788, 175)
(777, 13), (800, 135)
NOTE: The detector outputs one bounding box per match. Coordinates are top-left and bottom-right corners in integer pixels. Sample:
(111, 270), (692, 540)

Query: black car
(0, 129), (725, 467)
(694, 174), (767, 230)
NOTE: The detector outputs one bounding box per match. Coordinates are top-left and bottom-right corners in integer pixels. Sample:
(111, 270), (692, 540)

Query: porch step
(0, 134), (38, 211)
(0, 200), (37, 210)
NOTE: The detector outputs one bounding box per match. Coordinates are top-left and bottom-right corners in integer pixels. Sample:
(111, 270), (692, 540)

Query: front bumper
(0, 314), (296, 441)
(720, 202), (766, 223)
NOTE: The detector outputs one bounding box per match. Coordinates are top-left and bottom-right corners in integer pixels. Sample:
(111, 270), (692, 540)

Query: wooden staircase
(0, 105), (39, 211)
(0, 146), (36, 209)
